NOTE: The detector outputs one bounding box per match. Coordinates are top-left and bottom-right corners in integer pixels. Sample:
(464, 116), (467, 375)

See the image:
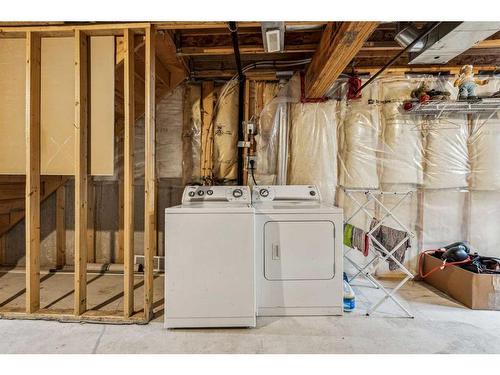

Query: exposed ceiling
(1, 21), (499, 79)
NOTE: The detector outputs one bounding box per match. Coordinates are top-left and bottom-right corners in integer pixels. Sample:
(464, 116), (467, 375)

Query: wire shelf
(402, 98), (500, 116)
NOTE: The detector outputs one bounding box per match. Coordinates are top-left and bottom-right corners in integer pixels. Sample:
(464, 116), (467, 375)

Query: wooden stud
(117, 174), (125, 264)
(123, 28), (136, 318)
(200, 81), (215, 182)
(0, 234), (6, 266)
(74, 29), (89, 316)
(305, 22), (379, 98)
(143, 25), (157, 321)
(242, 79), (250, 185)
(56, 185), (66, 269)
(25, 31), (41, 314)
(87, 181), (95, 263)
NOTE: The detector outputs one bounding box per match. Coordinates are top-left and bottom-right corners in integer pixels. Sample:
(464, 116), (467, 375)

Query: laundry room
(1, 1), (500, 365)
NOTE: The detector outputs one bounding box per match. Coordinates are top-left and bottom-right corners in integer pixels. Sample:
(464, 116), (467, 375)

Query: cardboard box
(420, 252), (500, 310)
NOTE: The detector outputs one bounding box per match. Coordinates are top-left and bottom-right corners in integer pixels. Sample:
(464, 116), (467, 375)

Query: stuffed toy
(454, 65), (489, 100)
(411, 82), (451, 103)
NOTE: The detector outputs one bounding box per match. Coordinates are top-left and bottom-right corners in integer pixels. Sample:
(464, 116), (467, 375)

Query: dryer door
(264, 220), (335, 280)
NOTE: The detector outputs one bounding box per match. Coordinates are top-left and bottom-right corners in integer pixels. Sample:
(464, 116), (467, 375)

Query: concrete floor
(1, 271), (500, 353)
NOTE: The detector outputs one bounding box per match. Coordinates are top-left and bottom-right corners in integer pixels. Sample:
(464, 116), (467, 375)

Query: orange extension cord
(418, 249), (472, 279)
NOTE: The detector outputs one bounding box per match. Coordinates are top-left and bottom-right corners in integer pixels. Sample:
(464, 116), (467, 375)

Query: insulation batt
(422, 190), (467, 251)
(182, 84), (202, 184)
(470, 78), (500, 190)
(469, 112), (500, 190)
(288, 101), (338, 204)
(338, 101), (380, 189)
(256, 83), (282, 184)
(379, 79), (424, 185)
(213, 80), (239, 182)
(132, 85), (184, 180)
(424, 115), (469, 189)
(470, 191), (500, 258)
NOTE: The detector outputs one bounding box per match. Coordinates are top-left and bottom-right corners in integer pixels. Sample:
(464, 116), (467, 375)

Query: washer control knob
(188, 191), (195, 197)
(233, 189), (243, 198)
(310, 190), (316, 196)
(207, 189), (213, 196)
(197, 190), (205, 196)
(259, 188), (269, 197)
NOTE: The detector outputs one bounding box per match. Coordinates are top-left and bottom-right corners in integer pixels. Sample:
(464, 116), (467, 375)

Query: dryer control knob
(259, 188), (269, 197)
(207, 189), (213, 196)
(197, 190), (205, 196)
(233, 189), (243, 198)
(188, 191), (195, 197)
(310, 190), (316, 196)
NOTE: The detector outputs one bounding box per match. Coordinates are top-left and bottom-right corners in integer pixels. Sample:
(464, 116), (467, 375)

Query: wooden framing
(305, 22), (379, 98)
(242, 80), (251, 185)
(143, 25), (157, 321)
(56, 185), (66, 269)
(74, 29), (89, 316)
(123, 28), (136, 318)
(25, 31), (42, 314)
(0, 23), (161, 324)
(200, 81), (215, 182)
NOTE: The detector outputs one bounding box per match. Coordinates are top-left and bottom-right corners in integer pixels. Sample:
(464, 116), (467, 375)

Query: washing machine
(164, 185), (255, 328)
(252, 185), (344, 316)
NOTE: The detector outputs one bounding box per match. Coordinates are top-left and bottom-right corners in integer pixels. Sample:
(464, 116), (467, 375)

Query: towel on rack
(369, 218), (410, 271)
(344, 223), (370, 256)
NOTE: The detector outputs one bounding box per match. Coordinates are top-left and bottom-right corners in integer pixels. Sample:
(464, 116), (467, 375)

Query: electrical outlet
(248, 156), (257, 167)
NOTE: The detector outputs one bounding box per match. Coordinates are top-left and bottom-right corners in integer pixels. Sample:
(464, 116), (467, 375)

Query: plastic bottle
(343, 280), (356, 312)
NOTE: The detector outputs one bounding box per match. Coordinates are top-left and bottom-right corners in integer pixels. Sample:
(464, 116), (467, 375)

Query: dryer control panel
(252, 185), (321, 203)
(182, 186), (251, 204)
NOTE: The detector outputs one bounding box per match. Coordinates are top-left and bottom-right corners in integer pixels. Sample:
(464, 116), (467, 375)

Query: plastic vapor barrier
(288, 101), (338, 204)
(253, 74), (500, 274)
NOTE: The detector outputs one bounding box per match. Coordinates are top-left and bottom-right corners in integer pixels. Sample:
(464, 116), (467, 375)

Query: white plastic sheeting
(288, 102), (338, 204)
(252, 74), (500, 273)
(470, 112), (500, 190)
(470, 191), (500, 258)
(255, 79), (295, 185)
(379, 78), (424, 185)
(338, 80), (381, 189)
(424, 115), (469, 189)
(132, 85), (184, 180)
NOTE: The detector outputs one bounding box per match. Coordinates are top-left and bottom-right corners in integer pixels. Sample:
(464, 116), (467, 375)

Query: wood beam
(350, 64), (499, 75)
(123, 28), (136, 318)
(178, 44), (317, 56)
(56, 185), (66, 269)
(200, 81), (215, 182)
(74, 29), (89, 316)
(305, 22), (379, 98)
(143, 25), (157, 321)
(25, 31), (41, 314)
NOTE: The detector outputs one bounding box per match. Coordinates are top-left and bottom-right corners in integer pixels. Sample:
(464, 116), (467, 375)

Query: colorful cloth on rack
(369, 218), (410, 271)
(343, 223), (370, 257)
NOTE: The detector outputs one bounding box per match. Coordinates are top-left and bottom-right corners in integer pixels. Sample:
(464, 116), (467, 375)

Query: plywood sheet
(0, 37), (114, 175)
(0, 39), (25, 174)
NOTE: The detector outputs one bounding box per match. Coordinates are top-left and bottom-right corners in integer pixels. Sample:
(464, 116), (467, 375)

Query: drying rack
(343, 188), (415, 318)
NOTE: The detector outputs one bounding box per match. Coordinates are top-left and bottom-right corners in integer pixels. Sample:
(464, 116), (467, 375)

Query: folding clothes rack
(342, 188), (415, 318)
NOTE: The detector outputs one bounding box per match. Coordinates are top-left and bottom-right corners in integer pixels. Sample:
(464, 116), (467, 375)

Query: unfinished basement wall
(1, 85), (186, 268)
(256, 73), (500, 275)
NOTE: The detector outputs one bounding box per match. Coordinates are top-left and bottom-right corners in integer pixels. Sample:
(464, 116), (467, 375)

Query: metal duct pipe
(228, 21), (245, 185)
(356, 22), (442, 94)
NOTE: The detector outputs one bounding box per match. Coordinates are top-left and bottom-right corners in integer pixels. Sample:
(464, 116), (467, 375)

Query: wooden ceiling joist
(305, 21), (379, 98)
